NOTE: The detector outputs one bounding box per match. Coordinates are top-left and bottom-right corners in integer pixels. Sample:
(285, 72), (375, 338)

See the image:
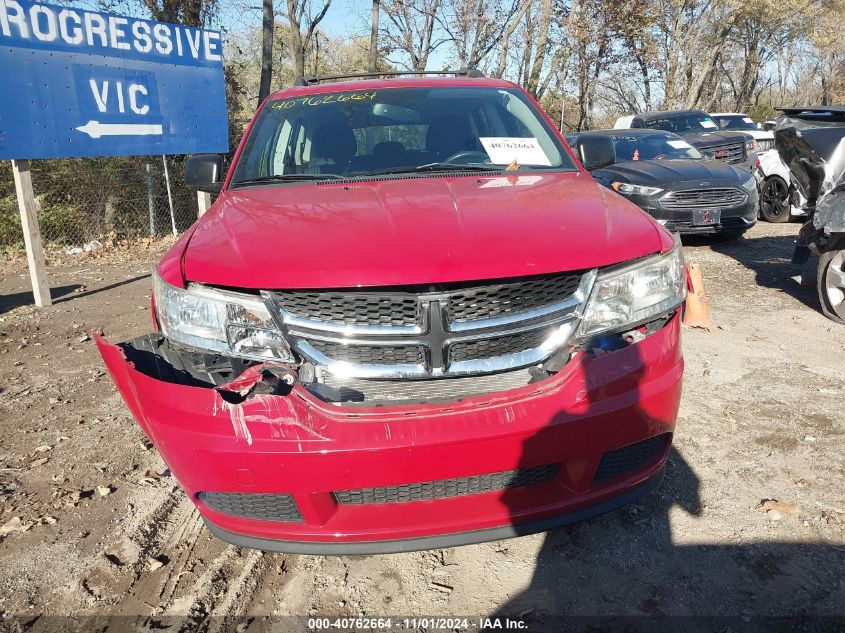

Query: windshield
(230, 86), (575, 186)
(643, 113), (719, 134)
(607, 133), (704, 161)
(714, 115), (758, 131)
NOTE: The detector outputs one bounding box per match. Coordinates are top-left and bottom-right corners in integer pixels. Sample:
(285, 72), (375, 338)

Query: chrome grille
(660, 188), (747, 210)
(262, 270), (596, 379)
(702, 141), (746, 163)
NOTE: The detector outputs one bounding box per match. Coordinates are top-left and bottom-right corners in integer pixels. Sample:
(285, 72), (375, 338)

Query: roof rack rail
(777, 106), (845, 114)
(298, 68), (485, 85)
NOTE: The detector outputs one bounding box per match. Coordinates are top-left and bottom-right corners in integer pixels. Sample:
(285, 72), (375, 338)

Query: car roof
(710, 112), (746, 117)
(778, 106), (845, 114)
(572, 128), (678, 138)
(633, 109), (708, 120)
(268, 76), (517, 100)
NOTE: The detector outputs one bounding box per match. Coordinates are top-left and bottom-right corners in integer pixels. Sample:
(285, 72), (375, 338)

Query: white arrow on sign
(75, 120), (164, 139)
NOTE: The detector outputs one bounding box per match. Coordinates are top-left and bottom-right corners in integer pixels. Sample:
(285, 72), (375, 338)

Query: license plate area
(692, 209), (721, 225)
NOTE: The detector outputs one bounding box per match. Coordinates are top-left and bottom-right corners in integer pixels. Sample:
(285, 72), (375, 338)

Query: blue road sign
(0, 0), (228, 159)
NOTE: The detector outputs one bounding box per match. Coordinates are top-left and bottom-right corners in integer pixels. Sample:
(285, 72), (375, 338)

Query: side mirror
(576, 136), (616, 171)
(185, 154), (224, 193)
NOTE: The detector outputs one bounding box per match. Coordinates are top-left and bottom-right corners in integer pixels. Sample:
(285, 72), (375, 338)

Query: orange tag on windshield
(506, 159), (520, 171)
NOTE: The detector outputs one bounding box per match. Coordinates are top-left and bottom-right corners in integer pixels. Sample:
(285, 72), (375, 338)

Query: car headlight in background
(739, 173), (757, 193)
(611, 182), (663, 196)
(577, 243), (686, 338)
(152, 270), (294, 362)
(746, 139), (756, 152)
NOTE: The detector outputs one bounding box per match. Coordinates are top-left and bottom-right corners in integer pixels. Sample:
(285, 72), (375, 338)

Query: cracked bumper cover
(95, 314), (683, 553)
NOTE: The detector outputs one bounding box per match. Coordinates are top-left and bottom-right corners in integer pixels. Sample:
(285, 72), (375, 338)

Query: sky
(66, 0), (450, 71)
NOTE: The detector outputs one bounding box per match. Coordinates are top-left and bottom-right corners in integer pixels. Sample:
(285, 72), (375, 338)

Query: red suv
(97, 73), (686, 554)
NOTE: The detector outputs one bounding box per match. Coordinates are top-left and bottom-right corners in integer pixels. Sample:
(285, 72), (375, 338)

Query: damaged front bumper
(96, 314), (683, 554)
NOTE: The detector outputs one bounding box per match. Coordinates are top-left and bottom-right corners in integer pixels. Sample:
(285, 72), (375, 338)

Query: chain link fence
(0, 156), (202, 258)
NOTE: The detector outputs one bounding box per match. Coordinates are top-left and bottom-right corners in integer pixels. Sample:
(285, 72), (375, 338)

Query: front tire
(818, 247), (845, 324)
(760, 176), (791, 223)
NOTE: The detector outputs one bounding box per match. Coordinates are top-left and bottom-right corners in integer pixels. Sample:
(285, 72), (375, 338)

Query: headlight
(578, 243), (686, 338)
(611, 182), (663, 196)
(152, 269), (294, 362)
(739, 173), (757, 192)
(746, 139), (756, 151)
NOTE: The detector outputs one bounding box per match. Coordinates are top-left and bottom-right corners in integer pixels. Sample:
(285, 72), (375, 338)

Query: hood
(680, 130), (748, 148)
(595, 159), (745, 188)
(180, 172), (665, 289)
(745, 130), (774, 141)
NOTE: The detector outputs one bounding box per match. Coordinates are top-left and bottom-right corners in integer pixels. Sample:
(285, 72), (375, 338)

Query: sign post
(11, 159), (51, 307)
(197, 191), (213, 217)
(1, 0), (229, 307)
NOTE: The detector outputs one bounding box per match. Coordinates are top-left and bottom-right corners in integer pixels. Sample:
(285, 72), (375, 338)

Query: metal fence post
(146, 162), (156, 236)
(161, 155), (177, 236)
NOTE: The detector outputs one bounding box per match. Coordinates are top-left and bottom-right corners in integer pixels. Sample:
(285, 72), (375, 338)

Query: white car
(753, 148), (807, 223)
(710, 112), (775, 152)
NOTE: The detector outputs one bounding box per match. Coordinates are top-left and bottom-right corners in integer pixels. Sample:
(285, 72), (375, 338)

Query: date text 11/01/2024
(307, 617), (528, 630)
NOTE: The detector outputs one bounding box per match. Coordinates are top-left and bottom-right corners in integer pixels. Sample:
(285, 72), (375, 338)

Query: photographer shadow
(493, 333), (843, 630)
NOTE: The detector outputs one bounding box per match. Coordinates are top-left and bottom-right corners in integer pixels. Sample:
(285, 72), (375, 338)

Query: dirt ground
(0, 221), (843, 632)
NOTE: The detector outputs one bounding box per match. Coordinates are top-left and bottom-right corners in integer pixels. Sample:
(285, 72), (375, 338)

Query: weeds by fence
(0, 156), (201, 258)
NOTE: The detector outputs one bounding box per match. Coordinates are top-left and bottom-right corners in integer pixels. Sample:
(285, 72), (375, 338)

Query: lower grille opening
(334, 464), (559, 505)
(309, 368), (537, 406)
(593, 434), (669, 484)
(198, 491), (303, 523)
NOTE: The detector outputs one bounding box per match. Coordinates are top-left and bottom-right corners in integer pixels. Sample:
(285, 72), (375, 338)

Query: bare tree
(258, 0), (274, 105)
(369, 0), (380, 71)
(381, 0), (446, 71)
(281, 0), (332, 80)
(439, 0), (522, 70)
(142, 0), (216, 26)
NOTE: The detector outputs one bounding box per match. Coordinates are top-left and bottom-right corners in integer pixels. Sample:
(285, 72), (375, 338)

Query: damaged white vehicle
(753, 148), (808, 223)
(778, 106), (845, 323)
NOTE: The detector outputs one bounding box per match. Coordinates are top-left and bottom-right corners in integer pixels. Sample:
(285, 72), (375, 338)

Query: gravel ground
(0, 221), (843, 631)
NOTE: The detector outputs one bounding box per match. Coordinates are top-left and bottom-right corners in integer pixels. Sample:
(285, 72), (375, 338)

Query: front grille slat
(335, 464), (559, 504)
(448, 274), (583, 322)
(307, 340), (424, 365)
(661, 188), (747, 210)
(449, 329), (554, 362)
(273, 291), (419, 327)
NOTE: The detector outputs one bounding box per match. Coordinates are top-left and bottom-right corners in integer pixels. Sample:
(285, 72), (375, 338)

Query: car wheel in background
(818, 246), (845, 324)
(760, 176), (791, 223)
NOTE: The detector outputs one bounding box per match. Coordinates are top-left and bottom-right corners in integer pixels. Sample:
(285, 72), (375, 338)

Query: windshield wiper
(366, 163), (503, 177)
(232, 173), (344, 187)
